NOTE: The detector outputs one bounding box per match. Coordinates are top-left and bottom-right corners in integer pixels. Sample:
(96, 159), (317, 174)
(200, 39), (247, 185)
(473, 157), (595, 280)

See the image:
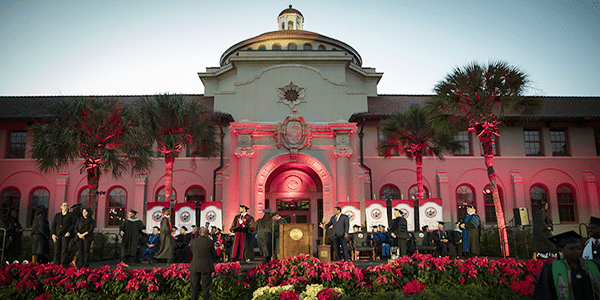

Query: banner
(146, 202), (169, 232)
(391, 199), (415, 231)
(419, 198), (443, 231)
(200, 201), (223, 231)
(365, 200), (389, 231)
(341, 202), (361, 233)
(175, 202), (196, 231)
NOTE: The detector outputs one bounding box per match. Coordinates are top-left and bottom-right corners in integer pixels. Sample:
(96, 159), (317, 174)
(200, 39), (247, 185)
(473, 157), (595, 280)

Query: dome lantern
(278, 5), (303, 31)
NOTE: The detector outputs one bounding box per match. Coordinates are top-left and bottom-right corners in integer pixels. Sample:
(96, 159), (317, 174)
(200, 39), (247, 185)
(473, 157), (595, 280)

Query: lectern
(280, 223), (313, 258)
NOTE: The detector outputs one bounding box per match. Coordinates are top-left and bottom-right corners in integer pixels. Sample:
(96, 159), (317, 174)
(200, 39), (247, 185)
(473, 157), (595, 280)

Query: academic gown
(120, 218), (145, 257)
(533, 208), (554, 254)
(155, 216), (175, 260)
(432, 230), (457, 257)
(583, 238), (600, 260)
(463, 213), (481, 256)
(532, 260), (600, 300)
(230, 213), (255, 261)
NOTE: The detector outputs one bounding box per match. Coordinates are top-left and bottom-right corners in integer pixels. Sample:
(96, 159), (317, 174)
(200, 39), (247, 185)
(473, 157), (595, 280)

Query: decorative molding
(276, 113), (312, 151)
(510, 170), (523, 183)
(436, 170), (449, 183)
(583, 170), (596, 182)
(56, 172), (69, 186)
(234, 147), (254, 158)
(333, 146), (353, 158)
(277, 81), (306, 109)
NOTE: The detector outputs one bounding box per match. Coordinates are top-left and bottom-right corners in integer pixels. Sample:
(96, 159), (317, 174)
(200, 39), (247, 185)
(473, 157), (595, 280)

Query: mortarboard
(240, 205), (249, 210)
(129, 209), (138, 215)
(548, 230), (581, 249)
(71, 203), (82, 209)
(590, 216), (600, 226)
(181, 226), (188, 231)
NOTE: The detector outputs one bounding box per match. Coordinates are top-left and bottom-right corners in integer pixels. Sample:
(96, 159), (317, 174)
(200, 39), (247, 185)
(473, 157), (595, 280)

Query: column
(333, 132), (352, 204)
(135, 173), (148, 224)
(436, 170), (452, 223)
(234, 134), (254, 212)
(53, 172), (69, 217)
(584, 170), (599, 221)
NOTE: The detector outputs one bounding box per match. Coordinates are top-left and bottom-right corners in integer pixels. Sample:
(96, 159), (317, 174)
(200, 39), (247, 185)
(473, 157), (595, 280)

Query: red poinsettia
(317, 287), (341, 300)
(402, 280), (426, 294)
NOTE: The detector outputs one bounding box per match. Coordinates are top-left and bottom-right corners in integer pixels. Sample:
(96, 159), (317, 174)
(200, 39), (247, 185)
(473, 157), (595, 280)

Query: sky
(1, 0), (599, 97)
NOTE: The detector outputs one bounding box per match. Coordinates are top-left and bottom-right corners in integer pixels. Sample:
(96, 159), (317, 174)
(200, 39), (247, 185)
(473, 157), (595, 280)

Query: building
(1, 6), (599, 246)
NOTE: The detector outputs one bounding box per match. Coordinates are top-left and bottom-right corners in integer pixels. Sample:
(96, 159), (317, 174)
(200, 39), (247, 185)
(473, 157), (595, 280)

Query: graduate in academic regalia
(462, 205), (481, 257)
(230, 205), (255, 263)
(155, 207), (176, 263)
(583, 216), (600, 260)
(255, 209), (273, 264)
(390, 209), (409, 257)
(532, 231), (600, 300)
(141, 226), (160, 261)
(174, 226), (191, 263)
(432, 221), (457, 257)
(75, 207), (95, 267)
(533, 200), (555, 260)
(119, 209), (147, 263)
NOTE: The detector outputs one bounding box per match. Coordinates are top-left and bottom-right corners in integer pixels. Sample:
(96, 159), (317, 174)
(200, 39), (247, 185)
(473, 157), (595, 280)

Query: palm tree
(30, 97), (153, 214)
(135, 94), (218, 204)
(379, 105), (457, 230)
(427, 61), (542, 257)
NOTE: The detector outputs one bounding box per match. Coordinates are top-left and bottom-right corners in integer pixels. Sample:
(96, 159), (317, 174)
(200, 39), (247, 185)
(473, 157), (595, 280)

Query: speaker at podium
(513, 207), (530, 226)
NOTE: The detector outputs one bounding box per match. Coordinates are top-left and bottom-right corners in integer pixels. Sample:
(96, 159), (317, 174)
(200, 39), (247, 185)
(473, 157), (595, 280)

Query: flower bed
(0, 254), (547, 299)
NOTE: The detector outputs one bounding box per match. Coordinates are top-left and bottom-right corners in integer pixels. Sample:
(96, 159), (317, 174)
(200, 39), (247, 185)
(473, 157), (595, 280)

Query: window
(303, 43), (312, 50)
(595, 129), (600, 156)
(530, 185), (547, 208)
(186, 187), (205, 203)
(409, 185), (429, 199)
(1, 188), (20, 217)
(107, 187), (126, 226)
(288, 43), (297, 50)
(377, 128), (398, 156)
(454, 131), (472, 156)
(318, 45), (326, 51)
(78, 188), (100, 218)
(480, 138), (499, 156)
(288, 21), (293, 29)
(157, 187), (177, 202)
(258, 45), (266, 51)
(8, 131), (27, 158)
(524, 129), (542, 156)
(557, 185), (576, 222)
(380, 185), (400, 200)
(456, 185), (474, 221)
(273, 44), (281, 50)
(550, 130), (568, 156)
(483, 185), (503, 224)
(281, 22), (285, 30)
(29, 188), (49, 227)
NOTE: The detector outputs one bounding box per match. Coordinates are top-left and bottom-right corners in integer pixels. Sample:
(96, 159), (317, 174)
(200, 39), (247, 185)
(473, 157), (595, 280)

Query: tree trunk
(164, 153), (175, 202)
(484, 153), (510, 257)
(86, 166), (100, 218)
(415, 155), (423, 231)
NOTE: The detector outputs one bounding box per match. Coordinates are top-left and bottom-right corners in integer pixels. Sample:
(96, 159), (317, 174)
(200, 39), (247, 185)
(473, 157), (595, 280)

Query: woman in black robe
(31, 207), (50, 264)
(533, 200), (554, 259)
(154, 208), (175, 263)
(0, 209), (23, 262)
(75, 207), (95, 267)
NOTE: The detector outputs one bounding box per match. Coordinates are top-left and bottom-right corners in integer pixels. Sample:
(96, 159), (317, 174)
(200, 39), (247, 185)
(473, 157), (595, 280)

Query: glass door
(277, 199), (310, 223)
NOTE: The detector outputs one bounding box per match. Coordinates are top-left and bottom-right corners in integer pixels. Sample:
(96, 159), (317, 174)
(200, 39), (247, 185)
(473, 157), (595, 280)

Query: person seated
(432, 221), (457, 257)
(421, 225), (435, 247)
(174, 226), (191, 263)
(348, 224), (361, 260)
(141, 226), (160, 262)
(450, 221), (464, 257)
(371, 225), (391, 259)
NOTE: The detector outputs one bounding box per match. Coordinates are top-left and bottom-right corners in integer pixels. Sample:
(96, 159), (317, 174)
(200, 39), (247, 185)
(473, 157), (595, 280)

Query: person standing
(255, 209), (273, 264)
(0, 209), (24, 262)
(583, 216), (600, 260)
(119, 209), (147, 263)
(31, 207), (51, 264)
(462, 206), (481, 257)
(51, 202), (74, 266)
(75, 207), (95, 267)
(271, 211), (286, 261)
(390, 208), (408, 257)
(155, 207), (175, 264)
(230, 205), (255, 263)
(66, 203), (82, 266)
(320, 206), (349, 261)
(189, 227), (218, 300)
(532, 200), (554, 260)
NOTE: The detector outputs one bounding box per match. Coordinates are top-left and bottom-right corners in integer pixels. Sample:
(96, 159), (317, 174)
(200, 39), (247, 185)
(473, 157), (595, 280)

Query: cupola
(278, 5), (303, 30)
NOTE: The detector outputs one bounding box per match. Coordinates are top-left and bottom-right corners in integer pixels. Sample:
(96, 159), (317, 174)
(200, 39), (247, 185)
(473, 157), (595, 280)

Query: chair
(413, 231), (436, 254)
(352, 232), (376, 260)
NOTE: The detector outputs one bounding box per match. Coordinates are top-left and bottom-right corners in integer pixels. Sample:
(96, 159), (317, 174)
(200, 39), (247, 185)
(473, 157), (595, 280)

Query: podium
(280, 223), (313, 259)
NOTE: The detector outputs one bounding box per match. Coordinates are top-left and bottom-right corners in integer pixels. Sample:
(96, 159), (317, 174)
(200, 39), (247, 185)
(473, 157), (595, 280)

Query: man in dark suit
(390, 208), (408, 256)
(320, 206), (350, 261)
(190, 227), (218, 300)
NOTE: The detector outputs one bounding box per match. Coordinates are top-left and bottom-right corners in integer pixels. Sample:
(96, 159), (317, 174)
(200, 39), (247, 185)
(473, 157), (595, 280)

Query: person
(271, 211), (287, 261)
(75, 207), (95, 267)
(66, 203), (82, 266)
(255, 209), (273, 264)
(141, 226), (160, 262)
(155, 207), (175, 264)
(450, 221), (464, 257)
(462, 206), (481, 257)
(583, 216), (600, 260)
(210, 226), (225, 260)
(0, 209), (24, 262)
(174, 226), (191, 263)
(230, 205), (255, 263)
(532, 200), (555, 260)
(119, 209), (147, 263)
(348, 224), (362, 260)
(390, 208), (408, 257)
(190, 225), (199, 240)
(432, 221), (457, 257)
(373, 225), (391, 259)
(532, 231), (600, 300)
(420, 225), (435, 248)
(31, 207), (51, 264)
(189, 227), (218, 300)
(320, 206), (349, 261)
(51, 202), (74, 266)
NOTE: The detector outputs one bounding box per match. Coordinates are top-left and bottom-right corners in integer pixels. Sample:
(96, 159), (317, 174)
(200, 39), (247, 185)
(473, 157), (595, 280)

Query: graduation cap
(353, 224), (361, 229)
(181, 226), (188, 231)
(70, 203), (82, 209)
(263, 209), (272, 213)
(590, 216), (600, 227)
(548, 231), (581, 249)
(422, 225), (429, 231)
(437, 221), (446, 226)
(129, 209), (138, 215)
(162, 207), (170, 212)
(240, 205), (249, 210)
(272, 211), (280, 216)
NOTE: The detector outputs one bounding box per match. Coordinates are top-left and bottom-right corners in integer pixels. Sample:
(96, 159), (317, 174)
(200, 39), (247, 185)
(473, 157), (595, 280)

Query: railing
(480, 225), (532, 258)
(91, 232), (120, 261)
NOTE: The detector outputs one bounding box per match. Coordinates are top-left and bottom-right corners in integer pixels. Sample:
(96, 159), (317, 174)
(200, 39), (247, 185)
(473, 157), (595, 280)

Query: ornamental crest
(277, 81), (306, 109)
(276, 115), (312, 151)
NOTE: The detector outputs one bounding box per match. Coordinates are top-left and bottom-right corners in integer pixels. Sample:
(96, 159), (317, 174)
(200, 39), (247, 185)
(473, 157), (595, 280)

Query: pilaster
(584, 170), (599, 219)
(436, 170), (452, 223)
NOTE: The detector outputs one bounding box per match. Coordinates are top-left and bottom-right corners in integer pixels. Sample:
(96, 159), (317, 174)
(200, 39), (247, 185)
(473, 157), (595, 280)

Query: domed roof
(279, 5), (302, 17)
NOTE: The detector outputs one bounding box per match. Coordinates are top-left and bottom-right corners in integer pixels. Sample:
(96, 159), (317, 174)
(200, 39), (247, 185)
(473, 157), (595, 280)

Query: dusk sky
(1, 0), (599, 96)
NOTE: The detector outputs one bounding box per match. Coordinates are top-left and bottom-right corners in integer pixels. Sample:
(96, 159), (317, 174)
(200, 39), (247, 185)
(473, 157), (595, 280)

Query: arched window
(281, 22), (285, 30)
(409, 185), (429, 199)
(107, 187), (126, 226)
(258, 45), (266, 51)
(157, 187), (177, 202)
(380, 185), (401, 200)
(288, 21), (294, 29)
(318, 44), (326, 51)
(246, 47), (252, 51)
(483, 185), (503, 224)
(288, 43), (297, 50)
(456, 185), (474, 221)
(29, 188), (49, 227)
(186, 187), (205, 203)
(557, 185), (576, 222)
(272, 44), (281, 50)
(1, 188), (20, 217)
(303, 43), (312, 50)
